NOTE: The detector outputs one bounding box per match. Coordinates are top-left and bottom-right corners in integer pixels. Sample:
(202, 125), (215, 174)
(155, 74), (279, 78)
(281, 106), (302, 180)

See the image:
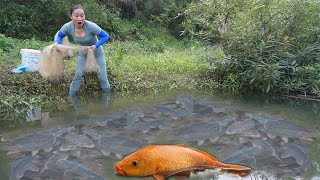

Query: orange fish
(114, 144), (252, 180)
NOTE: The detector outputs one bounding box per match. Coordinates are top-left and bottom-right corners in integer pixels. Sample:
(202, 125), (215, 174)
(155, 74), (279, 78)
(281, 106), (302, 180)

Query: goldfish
(114, 144), (252, 180)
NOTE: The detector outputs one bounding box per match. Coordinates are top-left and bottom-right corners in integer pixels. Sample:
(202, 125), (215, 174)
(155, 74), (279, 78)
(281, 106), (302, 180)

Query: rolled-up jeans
(69, 46), (111, 96)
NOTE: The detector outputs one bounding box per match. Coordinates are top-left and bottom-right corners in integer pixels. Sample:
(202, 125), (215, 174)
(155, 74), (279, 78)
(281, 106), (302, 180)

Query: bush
(183, 0), (320, 95)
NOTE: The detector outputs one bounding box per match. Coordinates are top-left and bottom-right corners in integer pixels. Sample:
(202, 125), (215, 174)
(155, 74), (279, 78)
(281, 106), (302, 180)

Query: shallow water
(0, 90), (320, 180)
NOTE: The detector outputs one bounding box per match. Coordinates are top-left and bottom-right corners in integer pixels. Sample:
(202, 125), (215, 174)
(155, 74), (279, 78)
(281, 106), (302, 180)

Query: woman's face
(70, 8), (85, 28)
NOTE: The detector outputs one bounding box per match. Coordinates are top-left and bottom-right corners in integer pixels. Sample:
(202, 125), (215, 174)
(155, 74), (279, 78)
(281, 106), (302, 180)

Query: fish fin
(223, 167), (252, 177)
(39, 166), (48, 174)
(181, 146), (219, 161)
(273, 153), (281, 161)
(153, 174), (165, 180)
(71, 150), (81, 157)
(116, 154), (123, 159)
(301, 137), (314, 141)
(44, 147), (53, 152)
(100, 150), (111, 157)
(6, 151), (18, 155)
(209, 137), (219, 143)
(32, 150), (39, 156)
(267, 134), (276, 139)
(142, 129), (149, 133)
(63, 169), (70, 176)
(217, 162), (252, 177)
(281, 152), (291, 158)
(175, 175), (188, 180)
(197, 140), (205, 146)
(296, 158), (304, 165)
(281, 137), (289, 143)
(175, 144), (189, 147)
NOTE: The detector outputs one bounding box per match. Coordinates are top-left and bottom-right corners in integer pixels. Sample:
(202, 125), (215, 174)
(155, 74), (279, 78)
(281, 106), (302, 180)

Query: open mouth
(114, 165), (126, 176)
(77, 22), (82, 25)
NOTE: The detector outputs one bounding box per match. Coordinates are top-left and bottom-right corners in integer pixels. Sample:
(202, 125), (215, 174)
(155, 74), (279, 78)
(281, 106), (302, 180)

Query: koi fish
(114, 144), (252, 180)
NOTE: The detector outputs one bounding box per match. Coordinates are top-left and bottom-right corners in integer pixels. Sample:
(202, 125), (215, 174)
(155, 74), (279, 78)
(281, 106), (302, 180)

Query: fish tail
(215, 162), (252, 177)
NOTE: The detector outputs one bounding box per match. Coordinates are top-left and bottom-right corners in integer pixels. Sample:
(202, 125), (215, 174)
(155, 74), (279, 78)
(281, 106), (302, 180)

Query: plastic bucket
(20, 49), (41, 72)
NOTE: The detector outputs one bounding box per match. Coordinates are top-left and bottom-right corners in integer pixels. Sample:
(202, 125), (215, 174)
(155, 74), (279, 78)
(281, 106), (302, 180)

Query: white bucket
(20, 49), (41, 72)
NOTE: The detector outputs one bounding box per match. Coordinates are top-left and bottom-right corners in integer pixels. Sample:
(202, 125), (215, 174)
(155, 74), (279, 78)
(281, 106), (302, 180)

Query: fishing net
(39, 32), (99, 82)
(39, 45), (99, 82)
(38, 45), (68, 83)
(54, 32), (75, 59)
(84, 48), (100, 75)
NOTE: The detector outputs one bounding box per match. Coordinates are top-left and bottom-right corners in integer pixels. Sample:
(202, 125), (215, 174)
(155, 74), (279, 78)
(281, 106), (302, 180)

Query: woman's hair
(69, 4), (85, 15)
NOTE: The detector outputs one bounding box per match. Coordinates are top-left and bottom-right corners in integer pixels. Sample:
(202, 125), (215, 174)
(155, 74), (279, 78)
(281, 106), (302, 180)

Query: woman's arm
(55, 31), (67, 44)
(95, 29), (109, 48)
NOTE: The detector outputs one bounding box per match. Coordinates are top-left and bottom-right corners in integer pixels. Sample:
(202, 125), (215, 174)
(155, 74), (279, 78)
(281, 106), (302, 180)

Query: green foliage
(0, 0), (165, 41)
(153, 0), (193, 38)
(183, 0), (246, 45)
(98, 0), (164, 20)
(0, 34), (15, 51)
(98, 0), (141, 19)
(0, 0), (71, 40)
(106, 38), (213, 92)
(183, 0), (320, 95)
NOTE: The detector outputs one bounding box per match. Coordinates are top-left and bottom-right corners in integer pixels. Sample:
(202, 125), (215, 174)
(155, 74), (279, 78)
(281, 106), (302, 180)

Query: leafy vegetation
(181, 0), (320, 95)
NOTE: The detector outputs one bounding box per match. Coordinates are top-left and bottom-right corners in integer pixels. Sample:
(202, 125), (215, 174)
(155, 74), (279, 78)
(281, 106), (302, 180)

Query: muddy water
(0, 90), (319, 180)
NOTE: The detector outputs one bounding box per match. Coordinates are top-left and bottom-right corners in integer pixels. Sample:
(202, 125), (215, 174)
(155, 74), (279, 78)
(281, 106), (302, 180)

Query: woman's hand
(88, 45), (96, 50)
(53, 42), (62, 49)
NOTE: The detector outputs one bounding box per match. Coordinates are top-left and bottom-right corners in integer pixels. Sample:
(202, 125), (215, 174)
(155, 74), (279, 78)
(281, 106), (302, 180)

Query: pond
(0, 90), (320, 180)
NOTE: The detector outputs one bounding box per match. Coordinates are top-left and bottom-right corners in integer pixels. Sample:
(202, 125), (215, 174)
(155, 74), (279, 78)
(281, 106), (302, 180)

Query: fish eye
(132, 160), (138, 166)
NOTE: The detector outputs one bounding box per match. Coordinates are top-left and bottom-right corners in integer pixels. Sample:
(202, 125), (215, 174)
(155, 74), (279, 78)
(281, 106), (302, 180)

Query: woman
(55, 4), (111, 96)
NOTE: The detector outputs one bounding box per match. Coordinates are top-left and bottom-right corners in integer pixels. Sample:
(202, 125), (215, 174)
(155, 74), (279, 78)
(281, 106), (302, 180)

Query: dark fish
(98, 135), (145, 159)
(223, 139), (279, 164)
(225, 119), (256, 135)
(130, 117), (170, 133)
(281, 143), (309, 170)
(196, 100), (228, 114)
(91, 113), (124, 126)
(10, 156), (39, 179)
(153, 104), (192, 119)
(39, 152), (69, 175)
(241, 129), (261, 138)
(45, 127), (71, 137)
(3, 132), (56, 155)
(215, 115), (236, 127)
(251, 139), (280, 160)
(176, 94), (194, 112)
(252, 113), (283, 124)
(84, 129), (104, 140)
(126, 107), (144, 127)
(222, 146), (259, 164)
(85, 129), (141, 158)
(60, 132), (95, 151)
(84, 129), (117, 142)
(174, 122), (221, 146)
(264, 120), (319, 141)
(57, 159), (105, 180)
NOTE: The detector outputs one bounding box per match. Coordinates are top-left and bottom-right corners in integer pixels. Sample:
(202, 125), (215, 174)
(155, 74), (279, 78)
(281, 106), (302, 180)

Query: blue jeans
(69, 47), (111, 96)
